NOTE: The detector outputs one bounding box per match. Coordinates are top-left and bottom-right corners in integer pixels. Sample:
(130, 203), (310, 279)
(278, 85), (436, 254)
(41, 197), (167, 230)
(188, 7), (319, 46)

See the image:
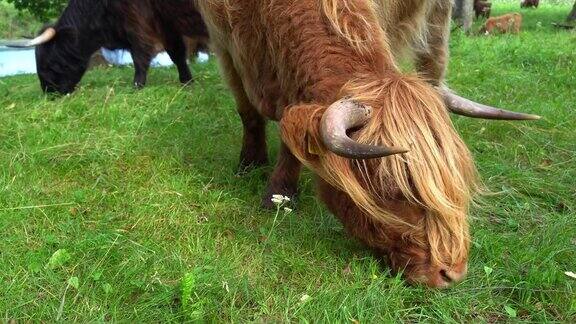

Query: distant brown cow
(521, 0), (539, 9)
(481, 13), (523, 35)
(474, 0), (492, 19)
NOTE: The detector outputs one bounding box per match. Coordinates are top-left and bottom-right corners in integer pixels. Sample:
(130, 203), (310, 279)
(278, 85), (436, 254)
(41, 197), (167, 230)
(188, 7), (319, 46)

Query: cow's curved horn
(441, 88), (541, 120)
(5, 27), (56, 48)
(320, 98), (409, 159)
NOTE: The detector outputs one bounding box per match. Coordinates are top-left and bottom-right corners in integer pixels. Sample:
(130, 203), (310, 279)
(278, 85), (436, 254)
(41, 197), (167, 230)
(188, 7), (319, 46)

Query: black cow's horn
(5, 27), (56, 48)
(441, 88), (541, 120)
(320, 98), (409, 159)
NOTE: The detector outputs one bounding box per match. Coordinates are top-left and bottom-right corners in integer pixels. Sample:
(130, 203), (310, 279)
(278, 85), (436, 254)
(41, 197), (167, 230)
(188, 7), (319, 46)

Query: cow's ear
(280, 104), (327, 161)
(306, 131), (324, 156)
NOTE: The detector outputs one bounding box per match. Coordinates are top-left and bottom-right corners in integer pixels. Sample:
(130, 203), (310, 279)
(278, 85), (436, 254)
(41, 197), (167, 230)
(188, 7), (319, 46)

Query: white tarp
(101, 48), (209, 66)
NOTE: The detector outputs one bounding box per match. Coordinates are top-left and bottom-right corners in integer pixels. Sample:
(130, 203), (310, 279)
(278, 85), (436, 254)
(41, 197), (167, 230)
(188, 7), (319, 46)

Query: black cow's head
(7, 24), (95, 95)
(33, 26), (91, 94)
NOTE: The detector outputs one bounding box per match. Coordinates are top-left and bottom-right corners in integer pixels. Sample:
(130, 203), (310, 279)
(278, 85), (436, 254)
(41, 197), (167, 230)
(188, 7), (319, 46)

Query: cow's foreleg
(262, 143), (301, 209)
(415, 0), (452, 87)
(130, 48), (153, 89)
(218, 51), (268, 172)
(164, 34), (193, 85)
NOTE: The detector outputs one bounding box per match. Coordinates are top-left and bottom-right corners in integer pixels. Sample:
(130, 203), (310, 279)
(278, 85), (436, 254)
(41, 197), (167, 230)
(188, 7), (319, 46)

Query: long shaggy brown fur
(321, 0), (435, 60)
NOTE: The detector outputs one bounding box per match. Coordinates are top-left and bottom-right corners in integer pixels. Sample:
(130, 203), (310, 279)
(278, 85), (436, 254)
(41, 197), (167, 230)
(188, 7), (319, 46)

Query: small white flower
(222, 281), (230, 293)
(300, 294), (310, 302)
(284, 207), (293, 213)
(271, 194), (291, 205)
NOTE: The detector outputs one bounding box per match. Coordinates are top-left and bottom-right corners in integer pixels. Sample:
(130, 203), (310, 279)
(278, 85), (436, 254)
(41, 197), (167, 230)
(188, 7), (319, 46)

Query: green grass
(0, 1), (42, 39)
(1, 3), (575, 323)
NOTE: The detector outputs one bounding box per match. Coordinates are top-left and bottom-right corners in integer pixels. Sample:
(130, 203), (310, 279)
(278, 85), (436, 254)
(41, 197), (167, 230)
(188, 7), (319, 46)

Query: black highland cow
(10, 0), (208, 94)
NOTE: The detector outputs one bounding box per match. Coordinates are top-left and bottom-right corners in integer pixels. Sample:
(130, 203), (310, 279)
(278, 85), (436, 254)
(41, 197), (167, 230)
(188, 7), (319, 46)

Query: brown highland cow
(481, 13), (523, 35)
(194, 0), (539, 287)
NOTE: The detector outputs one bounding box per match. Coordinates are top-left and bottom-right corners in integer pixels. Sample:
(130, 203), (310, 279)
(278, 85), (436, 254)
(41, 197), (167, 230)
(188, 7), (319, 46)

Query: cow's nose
(426, 262), (468, 288)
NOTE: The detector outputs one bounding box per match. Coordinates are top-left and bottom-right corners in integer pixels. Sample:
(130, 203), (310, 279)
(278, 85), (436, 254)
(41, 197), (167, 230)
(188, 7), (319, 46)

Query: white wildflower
(271, 194), (291, 205)
(222, 281), (230, 293)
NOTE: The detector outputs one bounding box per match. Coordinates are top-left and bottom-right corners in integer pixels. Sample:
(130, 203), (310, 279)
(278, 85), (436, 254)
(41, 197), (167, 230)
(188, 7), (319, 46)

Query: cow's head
(33, 26), (90, 94)
(7, 26), (91, 94)
(281, 76), (539, 288)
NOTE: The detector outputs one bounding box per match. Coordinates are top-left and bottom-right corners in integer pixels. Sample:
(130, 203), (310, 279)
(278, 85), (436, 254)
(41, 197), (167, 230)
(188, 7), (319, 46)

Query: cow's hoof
(236, 155), (268, 175)
(180, 77), (194, 85)
(236, 162), (266, 176)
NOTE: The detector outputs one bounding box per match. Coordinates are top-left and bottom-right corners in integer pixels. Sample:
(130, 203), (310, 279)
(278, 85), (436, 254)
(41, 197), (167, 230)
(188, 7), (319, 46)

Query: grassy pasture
(1, 2), (575, 322)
